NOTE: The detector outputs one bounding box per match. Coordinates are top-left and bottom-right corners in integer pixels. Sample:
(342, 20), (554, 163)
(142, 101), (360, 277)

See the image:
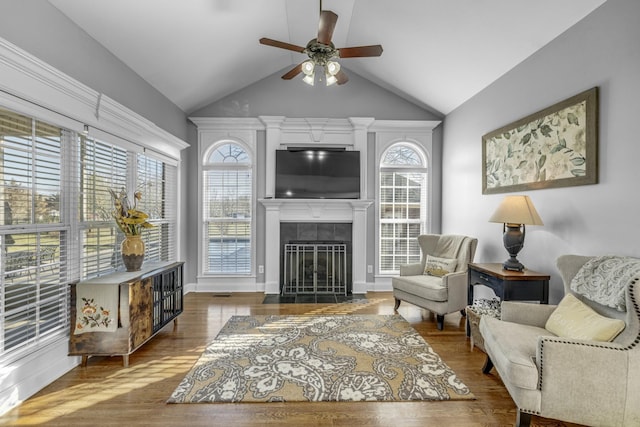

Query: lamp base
(502, 258), (525, 272)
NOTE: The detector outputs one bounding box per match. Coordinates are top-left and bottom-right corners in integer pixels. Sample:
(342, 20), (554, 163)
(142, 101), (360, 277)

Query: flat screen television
(275, 149), (360, 199)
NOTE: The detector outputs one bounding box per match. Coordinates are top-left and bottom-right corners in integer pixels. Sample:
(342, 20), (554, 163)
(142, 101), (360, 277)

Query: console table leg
(122, 354), (129, 367)
(81, 355), (88, 367)
(173, 317), (179, 331)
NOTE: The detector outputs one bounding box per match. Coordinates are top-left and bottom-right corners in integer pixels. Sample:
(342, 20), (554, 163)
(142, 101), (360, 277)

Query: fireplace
(259, 199), (372, 295)
(280, 223), (352, 295)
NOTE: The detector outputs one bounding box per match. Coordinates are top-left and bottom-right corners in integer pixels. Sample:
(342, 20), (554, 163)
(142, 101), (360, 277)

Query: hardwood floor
(1, 292), (582, 426)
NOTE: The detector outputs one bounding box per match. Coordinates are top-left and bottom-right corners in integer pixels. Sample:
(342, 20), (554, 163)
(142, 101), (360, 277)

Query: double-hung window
(202, 142), (252, 275)
(78, 137), (129, 276)
(379, 143), (428, 274)
(0, 108), (69, 363)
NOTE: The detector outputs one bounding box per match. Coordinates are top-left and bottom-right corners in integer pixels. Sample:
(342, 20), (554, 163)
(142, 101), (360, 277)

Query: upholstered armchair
(392, 234), (478, 330)
(480, 254), (640, 426)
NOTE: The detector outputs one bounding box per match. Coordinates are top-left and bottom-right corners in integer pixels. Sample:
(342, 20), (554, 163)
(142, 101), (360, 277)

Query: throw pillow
(545, 293), (625, 342)
(424, 255), (458, 277)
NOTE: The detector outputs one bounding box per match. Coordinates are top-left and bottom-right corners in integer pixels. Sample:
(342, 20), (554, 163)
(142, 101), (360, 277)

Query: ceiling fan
(259, 2), (383, 86)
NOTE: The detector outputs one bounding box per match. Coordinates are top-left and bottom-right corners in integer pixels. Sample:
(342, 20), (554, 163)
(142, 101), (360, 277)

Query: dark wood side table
(468, 262), (550, 306)
(466, 263), (549, 337)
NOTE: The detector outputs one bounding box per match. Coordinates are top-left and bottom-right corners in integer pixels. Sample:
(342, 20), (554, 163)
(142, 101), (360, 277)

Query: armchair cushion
(480, 316), (555, 390)
(545, 293), (625, 342)
(423, 255), (458, 277)
(393, 274), (448, 302)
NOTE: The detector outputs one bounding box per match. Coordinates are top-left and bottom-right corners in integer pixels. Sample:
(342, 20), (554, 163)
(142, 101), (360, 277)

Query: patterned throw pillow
(424, 255), (458, 277)
(545, 294), (625, 342)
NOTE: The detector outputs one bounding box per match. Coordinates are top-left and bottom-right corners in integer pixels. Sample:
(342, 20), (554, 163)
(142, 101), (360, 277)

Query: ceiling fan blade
(281, 63), (304, 80)
(338, 45), (383, 58)
(335, 70), (349, 85)
(317, 10), (338, 45)
(259, 37), (305, 53)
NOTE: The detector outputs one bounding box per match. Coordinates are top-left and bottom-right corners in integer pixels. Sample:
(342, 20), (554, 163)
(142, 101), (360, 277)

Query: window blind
(137, 153), (177, 262)
(0, 108), (70, 364)
(78, 136), (128, 277)
(379, 144), (428, 274)
(203, 143), (252, 275)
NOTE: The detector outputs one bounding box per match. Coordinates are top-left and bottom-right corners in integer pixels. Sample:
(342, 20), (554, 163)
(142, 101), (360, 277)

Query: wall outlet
(367, 265), (373, 274)
(258, 265), (264, 274)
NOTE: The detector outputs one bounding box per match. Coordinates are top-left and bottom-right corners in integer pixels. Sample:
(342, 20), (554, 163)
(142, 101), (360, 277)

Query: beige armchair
(392, 234), (478, 330)
(480, 254), (640, 426)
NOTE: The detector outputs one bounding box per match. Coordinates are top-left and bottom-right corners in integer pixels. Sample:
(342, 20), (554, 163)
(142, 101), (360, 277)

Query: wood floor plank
(0, 292), (584, 426)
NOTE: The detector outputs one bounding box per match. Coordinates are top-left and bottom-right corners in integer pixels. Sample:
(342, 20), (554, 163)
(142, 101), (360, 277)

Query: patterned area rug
(168, 314), (474, 403)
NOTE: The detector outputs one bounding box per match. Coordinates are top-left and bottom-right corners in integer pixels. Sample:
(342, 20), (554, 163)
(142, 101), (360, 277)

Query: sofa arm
(399, 262), (423, 276)
(536, 336), (630, 425)
(500, 301), (557, 328)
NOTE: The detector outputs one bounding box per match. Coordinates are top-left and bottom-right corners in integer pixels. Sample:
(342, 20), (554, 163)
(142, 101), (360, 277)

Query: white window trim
(193, 124), (259, 286)
(371, 120), (440, 277)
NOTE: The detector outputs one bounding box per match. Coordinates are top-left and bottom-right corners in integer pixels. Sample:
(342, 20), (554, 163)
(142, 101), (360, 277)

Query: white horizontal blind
(0, 108), (70, 364)
(136, 153), (177, 262)
(379, 144), (427, 274)
(203, 143), (252, 274)
(78, 137), (129, 278)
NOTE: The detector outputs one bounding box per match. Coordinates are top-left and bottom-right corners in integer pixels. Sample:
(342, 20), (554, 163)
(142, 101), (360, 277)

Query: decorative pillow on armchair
(545, 293), (625, 342)
(424, 255), (458, 277)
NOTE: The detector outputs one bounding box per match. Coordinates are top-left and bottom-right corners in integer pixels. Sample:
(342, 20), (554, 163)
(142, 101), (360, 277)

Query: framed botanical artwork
(482, 87), (598, 194)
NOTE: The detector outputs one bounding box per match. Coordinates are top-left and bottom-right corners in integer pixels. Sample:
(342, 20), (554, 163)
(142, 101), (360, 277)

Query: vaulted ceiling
(49, 0), (606, 115)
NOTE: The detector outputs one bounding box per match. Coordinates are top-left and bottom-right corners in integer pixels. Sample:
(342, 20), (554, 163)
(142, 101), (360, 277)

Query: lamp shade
(489, 195), (543, 226)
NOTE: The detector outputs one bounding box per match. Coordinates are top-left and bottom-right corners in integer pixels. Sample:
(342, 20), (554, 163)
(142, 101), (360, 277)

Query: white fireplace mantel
(259, 198), (373, 295)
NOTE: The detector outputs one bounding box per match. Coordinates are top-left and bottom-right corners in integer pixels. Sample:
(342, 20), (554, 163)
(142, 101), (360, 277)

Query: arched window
(202, 142), (252, 274)
(379, 143), (428, 274)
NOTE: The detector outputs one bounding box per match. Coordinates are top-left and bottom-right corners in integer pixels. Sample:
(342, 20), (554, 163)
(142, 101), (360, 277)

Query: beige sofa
(480, 254), (640, 426)
(392, 234), (478, 330)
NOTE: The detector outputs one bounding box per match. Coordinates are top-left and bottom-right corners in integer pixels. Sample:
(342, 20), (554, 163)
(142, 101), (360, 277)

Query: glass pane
(207, 143), (250, 164)
(380, 172), (394, 186)
(82, 227), (119, 277)
(382, 145), (423, 166)
(79, 138), (127, 223)
(34, 121), (62, 224)
(206, 221), (251, 274)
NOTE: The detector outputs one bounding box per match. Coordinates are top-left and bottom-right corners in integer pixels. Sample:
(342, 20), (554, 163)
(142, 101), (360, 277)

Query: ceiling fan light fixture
(325, 72), (338, 86)
(326, 61), (340, 76)
(302, 60), (315, 76)
(302, 73), (315, 86)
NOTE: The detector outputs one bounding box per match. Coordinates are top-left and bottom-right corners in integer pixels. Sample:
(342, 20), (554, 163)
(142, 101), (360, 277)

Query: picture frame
(482, 87), (598, 194)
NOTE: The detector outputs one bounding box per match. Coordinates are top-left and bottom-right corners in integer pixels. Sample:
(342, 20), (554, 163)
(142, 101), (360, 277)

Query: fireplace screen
(283, 243), (347, 295)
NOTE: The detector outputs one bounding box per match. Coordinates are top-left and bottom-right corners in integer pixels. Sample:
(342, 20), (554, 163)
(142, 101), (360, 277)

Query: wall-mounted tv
(275, 148), (360, 199)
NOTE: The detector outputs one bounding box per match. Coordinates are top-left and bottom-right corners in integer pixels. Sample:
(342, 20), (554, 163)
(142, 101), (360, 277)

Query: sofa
(392, 234), (478, 330)
(479, 254), (640, 426)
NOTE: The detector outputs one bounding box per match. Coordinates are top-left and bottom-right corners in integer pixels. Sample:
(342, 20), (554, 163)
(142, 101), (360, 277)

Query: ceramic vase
(121, 235), (144, 271)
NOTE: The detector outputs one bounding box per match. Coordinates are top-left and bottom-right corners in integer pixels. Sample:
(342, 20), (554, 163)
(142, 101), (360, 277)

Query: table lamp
(489, 195), (543, 271)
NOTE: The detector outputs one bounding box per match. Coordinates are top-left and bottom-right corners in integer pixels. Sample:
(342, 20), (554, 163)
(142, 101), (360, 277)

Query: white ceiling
(49, 0), (606, 115)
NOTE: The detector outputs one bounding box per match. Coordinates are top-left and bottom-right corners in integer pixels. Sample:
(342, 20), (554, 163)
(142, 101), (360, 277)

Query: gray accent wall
(442, 0), (639, 303)
(191, 66), (443, 120)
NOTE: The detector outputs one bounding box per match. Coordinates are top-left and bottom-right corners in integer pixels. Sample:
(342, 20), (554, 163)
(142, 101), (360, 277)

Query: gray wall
(442, 0), (639, 303)
(191, 66), (442, 120)
(187, 69), (441, 284)
(0, 0), (188, 141)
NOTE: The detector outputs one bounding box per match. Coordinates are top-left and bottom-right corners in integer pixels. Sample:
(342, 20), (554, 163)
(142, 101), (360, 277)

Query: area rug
(168, 314), (474, 403)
